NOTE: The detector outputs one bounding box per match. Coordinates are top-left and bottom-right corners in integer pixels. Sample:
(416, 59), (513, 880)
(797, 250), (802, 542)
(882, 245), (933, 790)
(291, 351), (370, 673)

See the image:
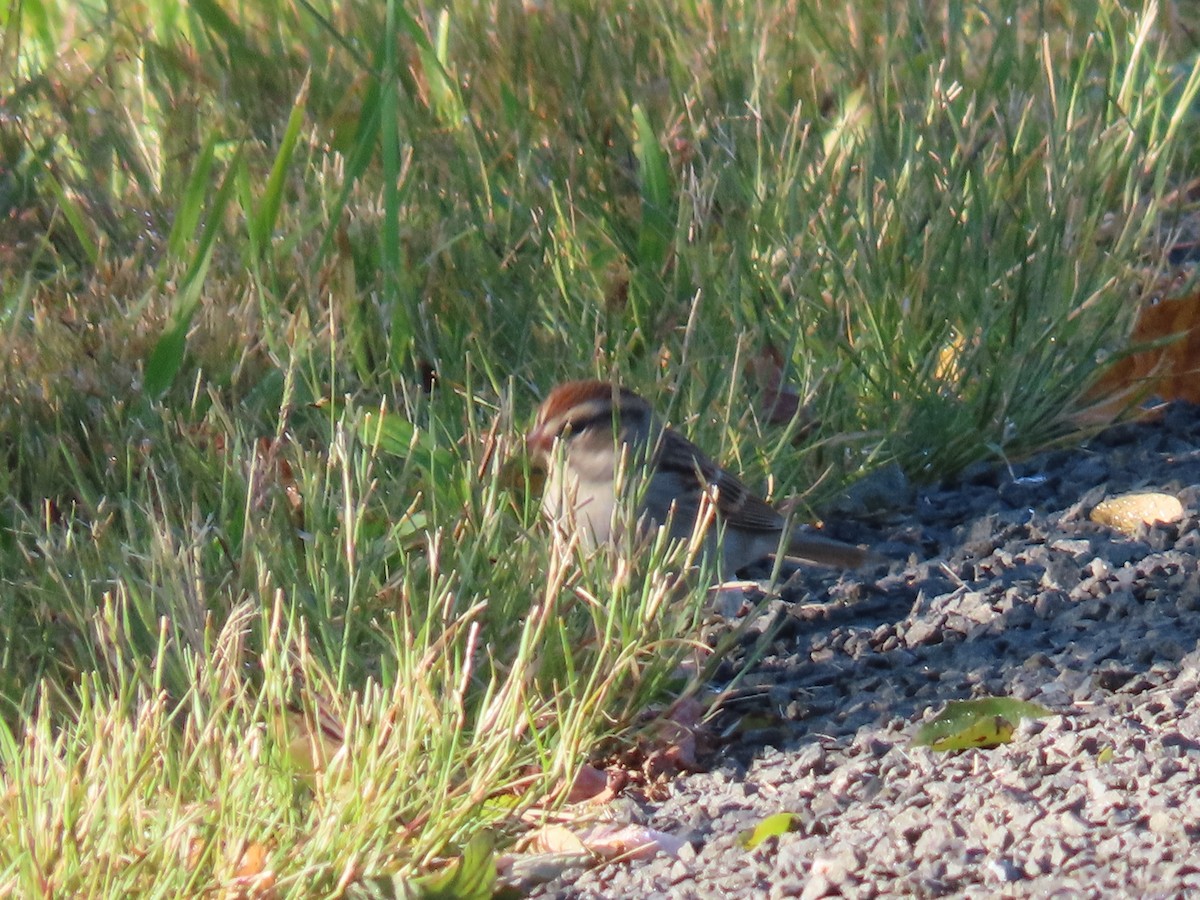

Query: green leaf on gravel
(738, 812), (801, 850)
(912, 698), (1052, 752)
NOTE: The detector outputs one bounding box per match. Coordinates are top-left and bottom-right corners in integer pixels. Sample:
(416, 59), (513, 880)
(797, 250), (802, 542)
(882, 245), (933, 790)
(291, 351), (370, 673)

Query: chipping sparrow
(526, 380), (872, 574)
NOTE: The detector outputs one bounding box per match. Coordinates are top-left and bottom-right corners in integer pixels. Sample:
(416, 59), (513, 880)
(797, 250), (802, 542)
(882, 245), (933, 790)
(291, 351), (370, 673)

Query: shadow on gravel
(712, 402), (1200, 757)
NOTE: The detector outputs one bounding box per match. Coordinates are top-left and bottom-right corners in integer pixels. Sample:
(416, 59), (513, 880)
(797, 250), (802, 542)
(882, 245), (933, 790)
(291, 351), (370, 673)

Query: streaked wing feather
(657, 428), (785, 532)
(711, 467), (787, 531)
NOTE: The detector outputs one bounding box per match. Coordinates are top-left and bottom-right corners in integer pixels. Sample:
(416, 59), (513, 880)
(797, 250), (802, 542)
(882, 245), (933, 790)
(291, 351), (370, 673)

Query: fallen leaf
(185, 835), (207, 872)
(1129, 289), (1200, 403)
(645, 697), (704, 775)
(739, 812), (801, 850)
(564, 764), (610, 804)
(225, 841), (276, 900)
(576, 823), (687, 861)
(912, 698), (1051, 752)
(233, 842), (270, 879)
(523, 825), (588, 855)
(1083, 284), (1200, 424)
(745, 343), (806, 425)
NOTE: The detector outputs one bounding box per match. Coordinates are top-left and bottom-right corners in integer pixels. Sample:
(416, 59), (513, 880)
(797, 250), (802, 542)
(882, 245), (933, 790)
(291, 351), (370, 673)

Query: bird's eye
(565, 411), (612, 435)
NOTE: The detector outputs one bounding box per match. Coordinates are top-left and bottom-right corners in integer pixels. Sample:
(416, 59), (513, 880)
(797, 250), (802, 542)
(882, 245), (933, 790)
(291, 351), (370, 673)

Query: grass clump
(0, 0), (1197, 894)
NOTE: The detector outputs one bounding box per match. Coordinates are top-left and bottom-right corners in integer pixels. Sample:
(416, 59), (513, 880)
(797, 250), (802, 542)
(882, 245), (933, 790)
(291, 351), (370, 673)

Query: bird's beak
(525, 425), (553, 462)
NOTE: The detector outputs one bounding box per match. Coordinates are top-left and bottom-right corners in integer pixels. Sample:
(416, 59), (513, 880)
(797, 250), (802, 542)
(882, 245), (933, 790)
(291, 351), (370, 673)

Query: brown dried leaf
(1083, 284), (1200, 424)
(523, 824), (589, 855)
(563, 764), (610, 804)
(745, 343), (811, 426)
(747, 343), (799, 423)
(647, 697), (703, 774)
(574, 823), (688, 861)
(225, 841), (276, 900)
(242, 437), (303, 516)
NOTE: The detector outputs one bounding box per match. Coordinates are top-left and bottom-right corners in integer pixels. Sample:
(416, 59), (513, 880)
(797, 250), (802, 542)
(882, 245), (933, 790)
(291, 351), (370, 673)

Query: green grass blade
(632, 103), (673, 272)
(380, 0), (413, 358)
(187, 0), (254, 57)
(249, 72), (310, 259)
(165, 137), (218, 259)
(42, 170), (98, 265)
(144, 145), (244, 398)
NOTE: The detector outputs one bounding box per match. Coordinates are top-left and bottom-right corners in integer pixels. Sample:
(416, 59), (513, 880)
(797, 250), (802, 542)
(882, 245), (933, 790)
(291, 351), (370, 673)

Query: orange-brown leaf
(1085, 286), (1200, 423)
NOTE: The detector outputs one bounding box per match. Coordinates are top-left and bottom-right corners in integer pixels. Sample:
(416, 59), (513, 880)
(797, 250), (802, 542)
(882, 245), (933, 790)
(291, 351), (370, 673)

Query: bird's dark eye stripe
(562, 410), (614, 435)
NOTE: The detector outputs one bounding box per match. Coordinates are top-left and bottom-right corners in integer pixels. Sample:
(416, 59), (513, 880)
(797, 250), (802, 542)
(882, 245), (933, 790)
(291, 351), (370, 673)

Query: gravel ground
(529, 402), (1200, 899)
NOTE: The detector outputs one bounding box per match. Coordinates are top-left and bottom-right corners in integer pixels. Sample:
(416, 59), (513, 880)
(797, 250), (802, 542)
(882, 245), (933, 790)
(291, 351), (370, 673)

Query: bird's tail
(785, 531), (879, 569)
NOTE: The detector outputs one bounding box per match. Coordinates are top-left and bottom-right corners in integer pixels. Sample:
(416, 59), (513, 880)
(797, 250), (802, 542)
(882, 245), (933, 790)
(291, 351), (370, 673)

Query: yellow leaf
(912, 698), (1051, 752)
(738, 812), (800, 850)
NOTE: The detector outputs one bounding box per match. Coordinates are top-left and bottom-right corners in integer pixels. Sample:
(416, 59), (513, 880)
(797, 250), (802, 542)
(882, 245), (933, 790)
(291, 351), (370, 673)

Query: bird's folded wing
(656, 429), (785, 532)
